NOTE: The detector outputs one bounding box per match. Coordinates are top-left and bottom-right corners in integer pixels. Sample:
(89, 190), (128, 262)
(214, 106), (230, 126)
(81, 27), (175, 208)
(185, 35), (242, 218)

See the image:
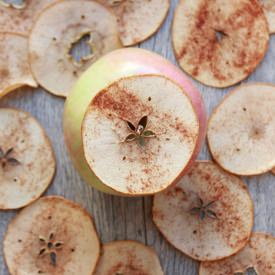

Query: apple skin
(63, 48), (207, 195)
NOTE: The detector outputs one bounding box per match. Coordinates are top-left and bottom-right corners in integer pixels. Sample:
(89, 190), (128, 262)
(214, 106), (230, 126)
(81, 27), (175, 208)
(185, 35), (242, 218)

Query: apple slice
(0, 0), (56, 34)
(260, 0), (275, 33)
(98, 0), (170, 46)
(0, 32), (37, 99)
(208, 84), (275, 176)
(94, 240), (163, 275)
(82, 74), (200, 195)
(272, 167), (275, 175)
(3, 196), (100, 275)
(199, 233), (275, 275)
(0, 108), (55, 209)
(153, 161), (253, 261)
(172, 0), (269, 88)
(29, 0), (121, 97)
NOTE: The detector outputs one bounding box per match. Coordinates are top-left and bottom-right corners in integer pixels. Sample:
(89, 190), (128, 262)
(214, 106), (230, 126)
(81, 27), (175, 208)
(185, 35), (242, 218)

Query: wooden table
(0, 1), (275, 274)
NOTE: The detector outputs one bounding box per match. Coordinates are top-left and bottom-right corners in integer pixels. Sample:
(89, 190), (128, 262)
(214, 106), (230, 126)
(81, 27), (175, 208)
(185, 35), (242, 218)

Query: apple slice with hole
(94, 240), (163, 275)
(3, 196), (100, 275)
(0, 108), (55, 209)
(0, 32), (37, 99)
(153, 161), (253, 261)
(0, 0), (56, 34)
(208, 83), (275, 176)
(98, 0), (170, 46)
(199, 233), (275, 275)
(260, 0), (275, 34)
(64, 48), (206, 196)
(29, 0), (122, 97)
(172, 0), (269, 87)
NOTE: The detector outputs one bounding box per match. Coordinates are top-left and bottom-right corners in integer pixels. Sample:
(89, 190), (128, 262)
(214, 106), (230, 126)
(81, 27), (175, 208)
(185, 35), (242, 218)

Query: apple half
(64, 48), (206, 196)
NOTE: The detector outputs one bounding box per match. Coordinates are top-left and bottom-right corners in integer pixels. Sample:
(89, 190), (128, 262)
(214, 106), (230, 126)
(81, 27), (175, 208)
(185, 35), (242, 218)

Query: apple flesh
(63, 48), (206, 195)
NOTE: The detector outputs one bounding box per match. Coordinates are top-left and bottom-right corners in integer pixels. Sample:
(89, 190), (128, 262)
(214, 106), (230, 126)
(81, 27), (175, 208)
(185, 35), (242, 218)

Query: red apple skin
(63, 48), (207, 195)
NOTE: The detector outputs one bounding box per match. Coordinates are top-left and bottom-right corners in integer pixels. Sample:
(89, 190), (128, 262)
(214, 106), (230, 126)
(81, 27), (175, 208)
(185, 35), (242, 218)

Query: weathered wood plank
(0, 0), (274, 274)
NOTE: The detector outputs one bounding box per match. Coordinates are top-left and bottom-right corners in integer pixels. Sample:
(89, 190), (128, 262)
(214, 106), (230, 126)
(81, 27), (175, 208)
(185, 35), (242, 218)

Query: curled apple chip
(3, 196), (100, 275)
(199, 233), (275, 275)
(98, 0), (170, 46)
(0, 32), (37, 99)
(0, 108), (55, 209)
(82, 75), (200, 195)
(29, 0), (121, 97)
(172, 0), (269, 88)
(260, 0), (275, 33)
(153, 161), (253, 261)
(0, 0), (56, 34)
(208, 84), (275, 176)
(94, 240), (163, 275)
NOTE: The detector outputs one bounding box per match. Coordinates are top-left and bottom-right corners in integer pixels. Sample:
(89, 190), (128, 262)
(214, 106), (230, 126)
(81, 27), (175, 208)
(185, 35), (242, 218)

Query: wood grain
(0, 0), (274, 274)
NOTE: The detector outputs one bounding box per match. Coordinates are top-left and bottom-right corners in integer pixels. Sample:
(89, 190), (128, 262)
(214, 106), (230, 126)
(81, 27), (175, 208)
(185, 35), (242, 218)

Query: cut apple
(0, 108), (55, 209)
(29, 0), (121, 97)
(98, 0), (170, 46)
(94, 240), (163, 275)
(260, 0), (275, 33)
(153, 161), (253, 261)
(199, 233), (275, 275)
(0, 32), (37, 99)
(64, 48), (206, 195)
(0, 0), (56, 34)
(272, 167), (275, 175)
(3, 196), (100, 275)
(172, 0), (269, 87)
(208, 84), (275, 176)
(82, 75), (200, 195)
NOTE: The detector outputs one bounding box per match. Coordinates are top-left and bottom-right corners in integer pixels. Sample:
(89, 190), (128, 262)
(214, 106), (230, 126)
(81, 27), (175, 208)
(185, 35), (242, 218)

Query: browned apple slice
(272, 167), (275, 175)
(0, 0), (57, 34)
(82, 75), (200, 195)
(153, 161), (253, 261)
(0, 108), (55, 209)
(0, 32), (37, 99)
(208, 84), (275, 176)
(172, 0), (269, 88)
(98, 0), (170, 46)
(29, 0), (121, 97)
(94, 240), (164, 275)
(199, 233), (275, 275)
(260, 0), (275, 33)
(3, 196), (100, 275)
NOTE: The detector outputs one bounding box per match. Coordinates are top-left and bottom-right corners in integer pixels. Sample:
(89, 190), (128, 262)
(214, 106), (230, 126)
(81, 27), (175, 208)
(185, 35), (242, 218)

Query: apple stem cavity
(190, 197), (218, 221)
(38, 233), (64, 267)
(0, 147), (20, 169)
(122, 115), (156, 147)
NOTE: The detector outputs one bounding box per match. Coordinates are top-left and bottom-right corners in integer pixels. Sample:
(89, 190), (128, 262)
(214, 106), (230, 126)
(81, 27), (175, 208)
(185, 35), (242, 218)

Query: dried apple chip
(0, 0), (57, 34)
(153, 161), (253, 261)
(0, 108), (55, 209)
(99, 0), (170, 46)
(208, 84), (275, 176)
(0, 32), (37, 99)
(3, 196), (100, 275)
(199, 233), (275, 275)
(29, 0), (121, 97)
(94, 240), (164, 275)
(172, 0), (269, 87)
(82, 75), (200, 195)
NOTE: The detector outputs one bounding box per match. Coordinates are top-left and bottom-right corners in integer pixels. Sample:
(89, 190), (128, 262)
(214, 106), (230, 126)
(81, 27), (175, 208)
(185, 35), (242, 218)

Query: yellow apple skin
(63, 48), (207, 195)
